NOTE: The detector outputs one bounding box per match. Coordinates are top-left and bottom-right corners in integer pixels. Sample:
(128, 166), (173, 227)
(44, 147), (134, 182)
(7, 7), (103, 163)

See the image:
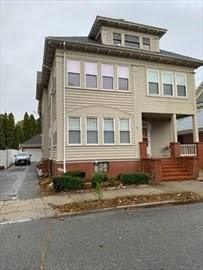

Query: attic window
(125, 35), (139, 48)
(113, 33), (121, 45)
(143, 38), (150, 46)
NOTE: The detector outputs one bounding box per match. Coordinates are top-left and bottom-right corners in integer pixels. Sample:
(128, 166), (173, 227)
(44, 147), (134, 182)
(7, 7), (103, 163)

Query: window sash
(176, 74), (187, 97)
(113, 33), (121, 45)
(120, 119), (129, 131)
(69, 117), (80, 130)
(102, 76), (113, 89)
(143, 38), (150, 46)
(69, 117), (81, 144)
(118, 66), (129, 78)
(119, 78), (128, 90)
(87, 131), (98, 144)
(125, 35), (139, 48)
(85, 62), (98, 75)
(120, 131), (130, 144)
(67, 60), (80, 73)
(177, 85), (186, 97)
(86, 74), (97, 88)
(101, 64), (114, 76)
(149, 82), (159, 95)
(148, 70), (158, 83)
(104, 118), (114, 144)
(163, 84), (173, 96)
(68, 73), (80, 87)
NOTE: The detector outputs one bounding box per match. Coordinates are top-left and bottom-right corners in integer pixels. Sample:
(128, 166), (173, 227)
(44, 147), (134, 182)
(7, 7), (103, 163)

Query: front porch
(139, 112), (203, 182)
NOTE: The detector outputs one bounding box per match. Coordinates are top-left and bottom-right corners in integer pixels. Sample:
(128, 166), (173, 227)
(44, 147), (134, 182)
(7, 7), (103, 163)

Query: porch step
(162, 175), (193, 181)
(161, 160), (192, 181)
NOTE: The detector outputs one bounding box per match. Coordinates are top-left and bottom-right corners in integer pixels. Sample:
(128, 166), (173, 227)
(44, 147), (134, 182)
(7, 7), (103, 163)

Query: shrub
(53, 175), (84, 192)
(91, 172), (108, 188)
(63, 170), (86, 179)
(120, 173), (149, 185)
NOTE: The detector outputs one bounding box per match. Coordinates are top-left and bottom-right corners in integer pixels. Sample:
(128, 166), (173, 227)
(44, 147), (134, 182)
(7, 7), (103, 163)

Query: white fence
(0, 149), (19, 169)
(180, 144), (197, 157)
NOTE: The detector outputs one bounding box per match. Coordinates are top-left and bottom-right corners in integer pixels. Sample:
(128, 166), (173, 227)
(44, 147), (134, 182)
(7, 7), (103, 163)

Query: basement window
(94, 162), (109, 173)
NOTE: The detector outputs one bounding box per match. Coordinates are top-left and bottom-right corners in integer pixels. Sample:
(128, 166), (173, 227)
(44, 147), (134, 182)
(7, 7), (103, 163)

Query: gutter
(63, 42), (66, 173)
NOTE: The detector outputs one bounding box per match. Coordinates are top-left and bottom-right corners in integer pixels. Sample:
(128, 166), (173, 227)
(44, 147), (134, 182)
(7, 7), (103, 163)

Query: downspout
(63, 42), (66, 173)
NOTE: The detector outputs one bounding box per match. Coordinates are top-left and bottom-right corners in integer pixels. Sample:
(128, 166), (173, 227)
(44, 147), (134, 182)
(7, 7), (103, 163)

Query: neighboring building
(21, 134), (42, 162)
(36, 16), (203, 181)
(178, 83), (203, 144)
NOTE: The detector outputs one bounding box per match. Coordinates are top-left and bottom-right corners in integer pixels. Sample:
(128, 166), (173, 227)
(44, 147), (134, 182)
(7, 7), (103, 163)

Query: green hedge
(120, 173), (149, 185)
(53, 175), (84, 192)
(63, 170), (86, 178)
(91, 172), (108, 188)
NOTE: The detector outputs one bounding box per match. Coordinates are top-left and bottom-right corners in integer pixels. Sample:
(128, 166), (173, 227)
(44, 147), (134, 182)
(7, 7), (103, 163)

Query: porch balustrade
(180, 144), (197, 157)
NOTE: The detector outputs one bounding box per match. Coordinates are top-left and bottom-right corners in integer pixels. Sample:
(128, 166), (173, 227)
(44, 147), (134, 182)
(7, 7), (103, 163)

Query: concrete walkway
(1, 180), (203, 224)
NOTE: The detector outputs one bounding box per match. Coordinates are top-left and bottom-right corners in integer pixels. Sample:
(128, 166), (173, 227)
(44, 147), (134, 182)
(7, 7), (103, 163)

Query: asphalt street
(0, 203), (202, 270)
(0, 164), (40, 200)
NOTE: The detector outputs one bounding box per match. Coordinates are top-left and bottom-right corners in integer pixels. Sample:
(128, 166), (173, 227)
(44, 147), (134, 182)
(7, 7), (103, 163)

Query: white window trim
(102, 117), (116, 145)
(101, 64), (114, 91)
(84, 62), (98, 90)
(67, 116), (82, 146)
(118, 118), (131, 145)
(117, 65), (129, 91)
(147, 69), (160, 96)
(161, 71), (175, 97)
(67, 59), (81, 89)
(175, 73), (188, 98)
(85, 117), (99, 145)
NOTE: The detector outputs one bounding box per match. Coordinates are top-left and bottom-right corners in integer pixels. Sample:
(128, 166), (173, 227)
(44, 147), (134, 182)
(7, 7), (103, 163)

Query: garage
(21, 134), (42, 162)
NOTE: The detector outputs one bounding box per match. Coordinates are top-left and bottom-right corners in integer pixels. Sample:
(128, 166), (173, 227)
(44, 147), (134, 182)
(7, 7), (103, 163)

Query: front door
(142, 121), (151, 157)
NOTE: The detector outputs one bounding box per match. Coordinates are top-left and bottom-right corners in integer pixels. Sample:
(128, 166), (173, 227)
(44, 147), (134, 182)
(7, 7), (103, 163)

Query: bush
(120, 173), (149, 185)
(91, 172), (108, 188)
(63, 170), (86, 178)
(53, 175), (84, 192)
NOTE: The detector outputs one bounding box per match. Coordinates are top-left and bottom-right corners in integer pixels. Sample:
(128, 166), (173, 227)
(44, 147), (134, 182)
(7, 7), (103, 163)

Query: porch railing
(180, 144), (197, 157)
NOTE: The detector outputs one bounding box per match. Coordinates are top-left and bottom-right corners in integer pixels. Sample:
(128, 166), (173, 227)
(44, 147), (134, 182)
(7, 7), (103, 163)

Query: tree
(0, 114), (6, 150)
(29, 114), (37, 137)
(7, 113), (15, 148)
(14, 124), (23, 149)
(23, 112), (30, 141)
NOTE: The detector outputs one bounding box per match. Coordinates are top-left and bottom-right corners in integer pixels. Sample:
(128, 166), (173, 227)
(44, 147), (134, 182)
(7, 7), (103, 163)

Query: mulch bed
(51, 192), (203, 214)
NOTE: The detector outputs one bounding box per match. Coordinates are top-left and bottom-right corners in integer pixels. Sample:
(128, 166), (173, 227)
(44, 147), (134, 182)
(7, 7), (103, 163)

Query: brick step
(162, 175), (193, 181)
(162, 167), (187, 172)
(162, 172), (189, 177)
(162, 164), (183, 169)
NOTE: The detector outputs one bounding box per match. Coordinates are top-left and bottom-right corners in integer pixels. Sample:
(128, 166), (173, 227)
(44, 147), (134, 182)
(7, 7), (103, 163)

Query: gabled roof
(21, 134), (42, 148)
(88, 16), (167, 39)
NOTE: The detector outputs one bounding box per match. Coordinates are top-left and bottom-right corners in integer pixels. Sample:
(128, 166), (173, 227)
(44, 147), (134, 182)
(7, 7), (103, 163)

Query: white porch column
(172, 113), (177, 142)
(192, 114), (199, 142)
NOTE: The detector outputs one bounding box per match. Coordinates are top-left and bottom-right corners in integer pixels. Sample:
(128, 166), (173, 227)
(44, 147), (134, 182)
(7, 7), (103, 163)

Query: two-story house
(36, 16), (203, 182)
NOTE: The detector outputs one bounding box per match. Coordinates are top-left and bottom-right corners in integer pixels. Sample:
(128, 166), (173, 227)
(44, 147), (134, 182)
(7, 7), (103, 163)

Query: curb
(54, 198), (203, 219)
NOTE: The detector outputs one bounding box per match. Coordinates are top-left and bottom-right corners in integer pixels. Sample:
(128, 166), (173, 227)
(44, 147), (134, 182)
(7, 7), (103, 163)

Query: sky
(0, 0), (203, 121)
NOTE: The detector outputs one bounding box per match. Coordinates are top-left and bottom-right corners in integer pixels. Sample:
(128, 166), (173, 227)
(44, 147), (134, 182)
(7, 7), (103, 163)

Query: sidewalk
(1, 180), (203, 224)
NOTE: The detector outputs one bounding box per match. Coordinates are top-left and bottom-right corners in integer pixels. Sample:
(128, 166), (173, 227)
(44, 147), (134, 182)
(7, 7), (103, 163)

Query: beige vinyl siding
(134, 66), (195, 115)
(52, 50), (196, 162)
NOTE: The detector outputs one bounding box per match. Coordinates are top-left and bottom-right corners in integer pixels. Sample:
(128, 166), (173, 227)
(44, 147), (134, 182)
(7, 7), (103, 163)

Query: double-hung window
(87, 117), (98, 144)
(162, 72), (173, 96)
(120, 119), (130, 144)
(125, 35), (139, 48)
(104, 118), (114, 144)
(143, 38), (150, 50)
(68, 117), (81, 144)
(85, 62), (98, 88)
(148, 70), (159, 95)
(118, 66), (129, 91)
(67, 60), (80, 87)
(176, 74), (187, 97)
(101, 64), (114, 90)
(113, 33), (122, 45)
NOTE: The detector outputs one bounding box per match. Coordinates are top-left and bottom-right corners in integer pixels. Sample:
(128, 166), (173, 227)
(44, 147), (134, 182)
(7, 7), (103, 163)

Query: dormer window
(113, 33), (121, 45)
(125, 35), (139, 48)
(143, 38), (150, 50)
